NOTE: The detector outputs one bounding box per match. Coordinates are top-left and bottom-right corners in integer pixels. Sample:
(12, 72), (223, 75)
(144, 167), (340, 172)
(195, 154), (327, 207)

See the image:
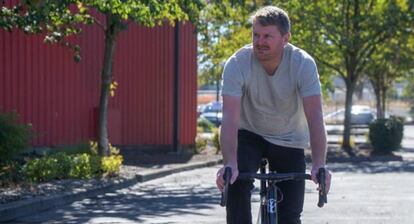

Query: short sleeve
(298, 58), (322, 97)
(221, 56), (244, 97)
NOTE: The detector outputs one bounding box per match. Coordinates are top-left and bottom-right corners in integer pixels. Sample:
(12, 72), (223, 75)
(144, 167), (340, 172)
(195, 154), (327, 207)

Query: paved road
(13, 125), (414, 223)
(14, 162), (414, 224)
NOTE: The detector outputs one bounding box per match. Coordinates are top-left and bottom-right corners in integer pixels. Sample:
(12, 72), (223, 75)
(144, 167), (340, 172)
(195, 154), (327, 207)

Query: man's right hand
(216, 165), (239, 191)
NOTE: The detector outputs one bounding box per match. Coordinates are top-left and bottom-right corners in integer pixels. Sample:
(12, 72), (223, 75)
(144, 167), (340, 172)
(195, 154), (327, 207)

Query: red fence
(0, 22), (197, 147)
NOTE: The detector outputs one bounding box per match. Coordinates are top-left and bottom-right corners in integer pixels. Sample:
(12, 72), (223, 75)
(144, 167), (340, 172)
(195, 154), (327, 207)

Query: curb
(0, 158), (223, 222)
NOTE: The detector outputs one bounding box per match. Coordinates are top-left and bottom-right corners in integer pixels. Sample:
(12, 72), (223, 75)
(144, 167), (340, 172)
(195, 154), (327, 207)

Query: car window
(202, 103), (222, 113)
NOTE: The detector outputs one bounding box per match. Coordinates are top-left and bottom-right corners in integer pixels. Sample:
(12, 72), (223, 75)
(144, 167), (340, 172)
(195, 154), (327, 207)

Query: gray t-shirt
(221, 43), (321, 149)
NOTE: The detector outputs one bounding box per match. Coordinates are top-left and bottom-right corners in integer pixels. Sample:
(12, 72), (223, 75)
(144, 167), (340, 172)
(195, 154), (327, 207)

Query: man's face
(252, 22), (290, 62)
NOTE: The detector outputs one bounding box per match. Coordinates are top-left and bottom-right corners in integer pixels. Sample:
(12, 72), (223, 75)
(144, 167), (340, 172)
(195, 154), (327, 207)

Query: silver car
(324, 105), (376, 125)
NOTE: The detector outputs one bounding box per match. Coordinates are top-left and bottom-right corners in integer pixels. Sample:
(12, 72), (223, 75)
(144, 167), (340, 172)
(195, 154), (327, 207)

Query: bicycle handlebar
(238, 173), (311, 181)
(220, 169), (328, 208)
(220, 167), (232, 207)
(317, 168), (328, 208)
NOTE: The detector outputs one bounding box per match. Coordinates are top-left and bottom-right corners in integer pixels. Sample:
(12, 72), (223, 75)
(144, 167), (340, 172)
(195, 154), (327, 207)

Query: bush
(49, 152), (73, 179)
(23, 148), (122, 183)
(212, 128), (221, 154)
(0, 161), (24, 187)
(195, 137), (208, 154)
(0, 111), (32, 164)
(68, 153), (95, 179)
(101, 155), (123, 176)
(197, 117), (215, 133)
(369, 116), (404, 154)
(24, 155), (63, 182)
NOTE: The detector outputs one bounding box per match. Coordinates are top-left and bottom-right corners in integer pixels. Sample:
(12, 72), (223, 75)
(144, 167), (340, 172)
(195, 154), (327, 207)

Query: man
(216, 6), (332, 224)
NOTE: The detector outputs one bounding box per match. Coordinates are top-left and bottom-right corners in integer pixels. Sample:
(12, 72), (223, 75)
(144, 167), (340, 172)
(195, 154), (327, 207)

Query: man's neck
(260, 54), (282, 76)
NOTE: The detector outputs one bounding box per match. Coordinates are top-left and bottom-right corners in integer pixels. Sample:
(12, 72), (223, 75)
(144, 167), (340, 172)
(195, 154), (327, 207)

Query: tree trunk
(98, 15), (119, 156)
(354, 80), (364, 100)
(214, 68), (220, 102)
(342, 80), (356, 156)
(382, 85), (387, 118)
(374, 84), (383, 119)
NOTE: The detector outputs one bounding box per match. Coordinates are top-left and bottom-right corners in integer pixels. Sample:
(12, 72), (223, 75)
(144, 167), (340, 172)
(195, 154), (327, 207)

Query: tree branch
(93, 17), (105, 31)
(313, 54), (345, 78)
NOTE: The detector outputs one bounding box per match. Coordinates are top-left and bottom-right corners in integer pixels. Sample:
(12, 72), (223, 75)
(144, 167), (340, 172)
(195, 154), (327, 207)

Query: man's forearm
(220, 95), (241, 168)
(303, 95), (328, 167)
(220, 123), (238, 168)
(309, 120), (327, 167)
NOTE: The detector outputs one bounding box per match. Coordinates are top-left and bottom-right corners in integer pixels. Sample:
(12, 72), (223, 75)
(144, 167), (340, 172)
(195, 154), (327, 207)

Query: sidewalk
(1, 135), (413, 222)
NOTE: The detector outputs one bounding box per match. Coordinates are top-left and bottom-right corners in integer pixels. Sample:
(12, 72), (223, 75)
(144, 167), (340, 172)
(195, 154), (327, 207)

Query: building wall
(0, 22), (197, 147)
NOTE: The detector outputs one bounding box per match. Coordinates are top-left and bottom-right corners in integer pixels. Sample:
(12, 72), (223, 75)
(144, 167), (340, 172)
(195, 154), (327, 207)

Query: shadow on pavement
(328, 160), (414, 173)
(18, 182), (221, 223)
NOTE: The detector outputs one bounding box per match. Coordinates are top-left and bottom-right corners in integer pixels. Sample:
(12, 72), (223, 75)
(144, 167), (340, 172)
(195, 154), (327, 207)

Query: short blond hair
(251, 6), (291, 35)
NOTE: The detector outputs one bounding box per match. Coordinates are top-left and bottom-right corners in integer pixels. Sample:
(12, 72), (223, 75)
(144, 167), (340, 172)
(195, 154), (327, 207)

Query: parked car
(199, 101), (222, 127)
(324, 105), (376, 126)
(197, 104), (207, 117)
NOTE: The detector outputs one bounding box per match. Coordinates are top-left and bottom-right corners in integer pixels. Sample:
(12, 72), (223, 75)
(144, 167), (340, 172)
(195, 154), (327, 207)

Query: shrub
(99, 143), (122, 176)
(197, 117), (215, 133)
(212, 128), (221, 154)
(196, 126), (204, 133)
(49, 152), (73, 179)
(69, 153), (96, 179)
(23, 142), (123, 183)
(90, 155), (103, 176)
(0, 111), (32, 164)
(0, 161), (23, 187)
(89, 141), (120, 156)
(24, 155), (63, 182)
(101, 155), (123, 176)
(369, 116), (404, 154)
(195, 137), (208, 154)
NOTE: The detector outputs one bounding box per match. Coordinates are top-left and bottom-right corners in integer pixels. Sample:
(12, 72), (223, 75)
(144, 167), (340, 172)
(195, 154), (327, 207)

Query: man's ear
(283, 32), (291, 45)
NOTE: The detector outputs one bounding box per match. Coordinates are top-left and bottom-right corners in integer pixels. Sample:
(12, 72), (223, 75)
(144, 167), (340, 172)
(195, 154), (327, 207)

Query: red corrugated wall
(0, 22), (197, 147)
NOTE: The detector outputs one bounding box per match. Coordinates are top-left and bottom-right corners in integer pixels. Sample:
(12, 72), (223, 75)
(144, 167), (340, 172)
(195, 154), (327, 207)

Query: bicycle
(220, 159), (327, 224)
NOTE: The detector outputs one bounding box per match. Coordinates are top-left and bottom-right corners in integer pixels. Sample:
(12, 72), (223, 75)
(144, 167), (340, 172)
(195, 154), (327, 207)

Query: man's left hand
(311, 166), (331, 194)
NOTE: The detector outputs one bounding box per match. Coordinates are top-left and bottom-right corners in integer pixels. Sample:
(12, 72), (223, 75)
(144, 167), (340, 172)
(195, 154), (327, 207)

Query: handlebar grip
(220, 167), (232, 207)
(317, 168), (328, 208)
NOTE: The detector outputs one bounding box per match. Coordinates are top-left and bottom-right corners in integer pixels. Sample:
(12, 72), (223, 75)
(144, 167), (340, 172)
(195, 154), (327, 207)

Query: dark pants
(226, 130), (306, 224)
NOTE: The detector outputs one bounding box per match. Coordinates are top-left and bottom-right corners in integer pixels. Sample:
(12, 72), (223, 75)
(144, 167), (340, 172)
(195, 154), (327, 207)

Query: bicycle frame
(260, 159), (280, 224)
(259, 159), (268, 223)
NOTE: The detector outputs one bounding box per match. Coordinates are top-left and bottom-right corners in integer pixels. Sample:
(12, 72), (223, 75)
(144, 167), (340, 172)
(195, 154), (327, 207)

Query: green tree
(366, 34), (414, 119)
(1, 0), (203, 156)
(197, 0), (334, 95)
(402, 68), (414, 115)
(197, 1), (252, 95)
(293, 0), (414, 154)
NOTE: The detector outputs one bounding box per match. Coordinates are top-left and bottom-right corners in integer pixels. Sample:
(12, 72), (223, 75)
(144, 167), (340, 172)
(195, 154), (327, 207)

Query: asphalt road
(14, 161), (414, 224)
(13, 125), (414, 224)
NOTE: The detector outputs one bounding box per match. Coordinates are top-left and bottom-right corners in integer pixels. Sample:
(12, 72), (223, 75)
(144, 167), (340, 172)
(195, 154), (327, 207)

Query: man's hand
(311, 165), (331, 194)
(216, 165), (239, 191)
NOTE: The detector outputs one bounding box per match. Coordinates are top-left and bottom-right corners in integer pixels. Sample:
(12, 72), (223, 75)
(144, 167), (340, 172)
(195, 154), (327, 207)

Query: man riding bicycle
(216, 6), (332, 224)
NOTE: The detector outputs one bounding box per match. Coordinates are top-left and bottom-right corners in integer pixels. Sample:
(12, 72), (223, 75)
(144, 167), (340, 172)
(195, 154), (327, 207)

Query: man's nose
(255, 36), (265, 45)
